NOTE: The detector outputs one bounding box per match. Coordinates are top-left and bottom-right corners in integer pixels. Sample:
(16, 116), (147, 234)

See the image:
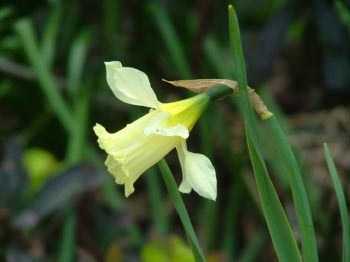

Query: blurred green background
(0, 0), (349, 261)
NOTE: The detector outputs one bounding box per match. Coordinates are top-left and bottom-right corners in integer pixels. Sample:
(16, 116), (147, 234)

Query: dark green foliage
(0, 1), (348, 261)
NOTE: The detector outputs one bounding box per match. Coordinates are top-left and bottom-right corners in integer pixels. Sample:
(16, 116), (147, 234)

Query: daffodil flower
(93, 61), (217, 200)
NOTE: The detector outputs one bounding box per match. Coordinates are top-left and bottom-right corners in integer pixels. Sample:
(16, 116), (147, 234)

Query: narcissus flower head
(93, 61), (216, 200)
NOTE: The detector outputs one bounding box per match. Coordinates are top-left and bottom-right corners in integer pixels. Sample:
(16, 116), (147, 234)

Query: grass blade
(14, 19), (74, 132)
(324, 143), (350, 262)
(66, 81), (91, 164)
(41, 3), (62, 67)
(334, 0), (350, 32)
(203, 36), (232, 78)
(147, 3), (191, 79)
(67, 29), (92, 99)
(103, 0), (120, 35)
(239, 230), (267, 262)
(59, 210), (76, 262)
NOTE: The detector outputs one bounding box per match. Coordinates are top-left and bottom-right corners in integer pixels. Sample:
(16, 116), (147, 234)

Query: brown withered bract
(163, 78), (273, 120)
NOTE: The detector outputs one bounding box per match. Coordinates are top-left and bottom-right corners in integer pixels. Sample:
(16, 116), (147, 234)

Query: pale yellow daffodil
(93, 61), (216, 200)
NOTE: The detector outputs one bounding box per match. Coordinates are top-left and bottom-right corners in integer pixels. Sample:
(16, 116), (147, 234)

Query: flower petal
(179, 176), (192, 193)
(144, 111), (189, 139)
(176, 140), (217, 200)
(185, 153), (217, 200)
(105, 61), (160, 108)
(105, 155), (136, 196)
(176, 141), (192, 193)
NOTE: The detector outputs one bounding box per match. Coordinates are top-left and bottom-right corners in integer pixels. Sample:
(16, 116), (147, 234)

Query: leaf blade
(324, 143), (350, 262)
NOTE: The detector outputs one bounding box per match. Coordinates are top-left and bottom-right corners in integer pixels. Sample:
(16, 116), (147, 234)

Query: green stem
(205, 85), (233, 101)
(158, 159), (205, 262)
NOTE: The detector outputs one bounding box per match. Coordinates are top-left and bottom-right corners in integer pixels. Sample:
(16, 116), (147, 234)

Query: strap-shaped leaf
(228, 5), (301, 261)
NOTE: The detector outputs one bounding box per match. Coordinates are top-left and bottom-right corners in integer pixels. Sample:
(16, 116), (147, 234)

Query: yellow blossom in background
(141, 235), (195, 262)
(22, 148), (61, 193)
(93, 61), (217, 200)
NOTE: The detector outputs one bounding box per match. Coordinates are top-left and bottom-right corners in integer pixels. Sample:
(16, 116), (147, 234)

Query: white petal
(185, 153), (217, 200)
(176, 141), (217, 200)
(176, 141), (192, 193)
(105, 61), (160, 108)
(144, 111), (189, 139)
(179, 178), (192, 193)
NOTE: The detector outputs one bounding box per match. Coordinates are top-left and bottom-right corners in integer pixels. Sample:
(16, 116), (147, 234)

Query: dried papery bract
(248, 88), (273, 120)
(163, 79), (239, 95)
(163, 78), (273, 120)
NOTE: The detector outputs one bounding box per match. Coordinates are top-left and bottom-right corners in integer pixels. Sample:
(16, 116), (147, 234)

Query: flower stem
(205, 84), (233, 101)
(158, 159), (205, 262)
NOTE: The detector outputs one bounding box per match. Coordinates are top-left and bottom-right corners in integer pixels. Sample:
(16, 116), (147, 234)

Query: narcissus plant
(93, 62), (218, 200)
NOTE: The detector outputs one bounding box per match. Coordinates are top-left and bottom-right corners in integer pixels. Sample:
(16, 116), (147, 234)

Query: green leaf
(334, 0), (350, 32)
(67, 29), (93, 99)
(246, 132), (301, 261)
(147, 3), (191, 79)
(66, 78), (91, 164)
(41, 3), (62, 67)
(14, 18), (74, 133)
(13, 165), (97, 229)
(324, 143), (350, 262)
(203, 36), (232, 78)
(0, 6), (13, 32)
(264, 117), (318, 261)
(59, 210), (76, 262)
(103, 0), (121, 35)
(239, 230), (267, 262)
(228, 5), (301, 261)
